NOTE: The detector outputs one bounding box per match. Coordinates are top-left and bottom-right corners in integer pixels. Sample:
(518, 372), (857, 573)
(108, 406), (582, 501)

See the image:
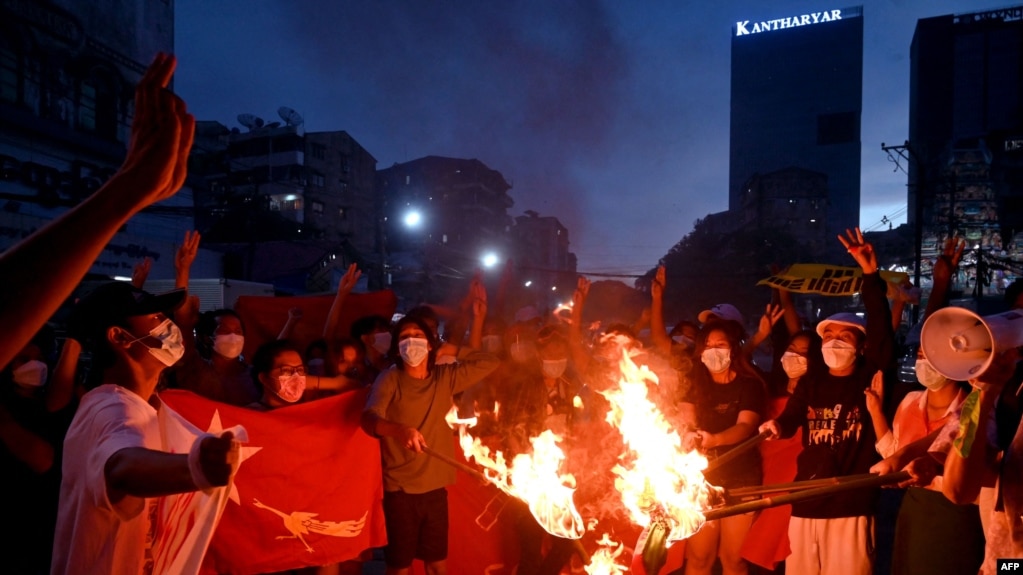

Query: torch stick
(422, 445), (592, 563)
(422, 445), (491, 484)
(703, 430), (772, 473)
(725, 473), (877, 499)
(703, 471), (910, 521)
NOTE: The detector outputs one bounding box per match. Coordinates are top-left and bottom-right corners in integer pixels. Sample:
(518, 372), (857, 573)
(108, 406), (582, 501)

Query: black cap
(71, 282), (186, 344)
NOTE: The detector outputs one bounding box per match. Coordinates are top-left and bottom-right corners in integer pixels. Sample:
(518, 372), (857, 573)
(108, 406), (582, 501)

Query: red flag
(411, 435), (521, 575)
(161, 389), (387, 574)
(234, 290), (398, 360)
(740, 395), (802, 570)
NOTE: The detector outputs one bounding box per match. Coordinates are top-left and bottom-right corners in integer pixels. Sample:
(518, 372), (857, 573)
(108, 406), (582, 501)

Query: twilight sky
(174, 0), (984, 277)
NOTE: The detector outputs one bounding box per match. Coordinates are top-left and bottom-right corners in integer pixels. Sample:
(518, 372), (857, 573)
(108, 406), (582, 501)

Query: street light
(404, 210), (422, 228)
(481, 252), (499, 269)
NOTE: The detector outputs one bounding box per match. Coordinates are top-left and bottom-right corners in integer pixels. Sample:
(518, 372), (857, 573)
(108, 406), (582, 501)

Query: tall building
(729, 6), (863, 259)
(909, 5), (1023, 293)
(189, 115), (378, 292)
(0, 0), (215, 280)
(377, 156), (514, 307)
(510, 210), (577, 311)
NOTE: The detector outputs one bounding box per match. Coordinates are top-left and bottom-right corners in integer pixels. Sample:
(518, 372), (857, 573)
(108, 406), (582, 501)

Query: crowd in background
(2, 53), (1023, 575)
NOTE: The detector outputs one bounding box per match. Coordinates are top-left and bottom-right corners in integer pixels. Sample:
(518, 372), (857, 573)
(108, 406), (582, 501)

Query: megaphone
(920, 307), (1023, 381)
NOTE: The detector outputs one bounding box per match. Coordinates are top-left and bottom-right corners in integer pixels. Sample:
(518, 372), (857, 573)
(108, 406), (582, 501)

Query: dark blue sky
(174, 0), (983, 277)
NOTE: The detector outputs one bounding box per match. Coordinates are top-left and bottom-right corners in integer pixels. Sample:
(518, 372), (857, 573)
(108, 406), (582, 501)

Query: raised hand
(651, 265), (666, 300)
(573, 276), (591, 308)
(174, 230), (201, 278)
(932, 237), (966, 286)
(864, 370), (885, 416)
(471, 272), (488, 318)
(114, 53), (195, 208)
(338, 263), (361, 294)
(756, 303), (784, 336)
(131, 257), (152, 289)
(838, 227), (878, 274)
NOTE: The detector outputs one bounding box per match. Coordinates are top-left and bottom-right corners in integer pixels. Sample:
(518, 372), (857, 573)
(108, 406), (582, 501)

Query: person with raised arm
(0, 53), (194, 370)
(361, 282), (498, 575)
(758, 228), (895, 575)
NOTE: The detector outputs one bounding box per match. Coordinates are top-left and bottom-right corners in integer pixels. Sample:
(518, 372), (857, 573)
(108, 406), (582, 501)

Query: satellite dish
(237, 113), (257, 129)
(252, 116), (265, 128)
(278, 106), (304, 127)
(265, 121), (281, 129)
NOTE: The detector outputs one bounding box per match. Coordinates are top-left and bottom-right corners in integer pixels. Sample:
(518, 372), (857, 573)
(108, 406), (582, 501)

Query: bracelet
(188, 433), (216, 491)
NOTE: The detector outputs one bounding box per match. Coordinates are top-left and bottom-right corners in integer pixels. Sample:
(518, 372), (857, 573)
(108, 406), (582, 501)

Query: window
(312, 200), (324, 214)
(78, 80), (97, 131)
(0, 44), (19, 103)
(311, 173), (325, 187)
(338, 207), (347, 219)
(310, 143), (326, 159)
(78, 70), (118, 138)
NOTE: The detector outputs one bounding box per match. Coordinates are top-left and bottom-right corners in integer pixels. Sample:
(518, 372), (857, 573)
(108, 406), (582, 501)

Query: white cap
(698, 303), (745, 326)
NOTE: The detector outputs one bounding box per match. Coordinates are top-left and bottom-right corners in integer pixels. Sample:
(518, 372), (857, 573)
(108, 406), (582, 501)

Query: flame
(602, 352), (712, 542)
(446, 406), (585, 539)
(585, 533), (629, 575)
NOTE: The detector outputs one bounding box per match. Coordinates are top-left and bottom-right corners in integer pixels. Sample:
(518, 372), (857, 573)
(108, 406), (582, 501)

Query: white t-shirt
(51, 384), (161, 575)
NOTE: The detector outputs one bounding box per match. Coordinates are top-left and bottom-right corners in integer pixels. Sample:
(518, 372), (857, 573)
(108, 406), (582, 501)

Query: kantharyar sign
(757, 264), (909, 298)
(735, 6), (862, 37)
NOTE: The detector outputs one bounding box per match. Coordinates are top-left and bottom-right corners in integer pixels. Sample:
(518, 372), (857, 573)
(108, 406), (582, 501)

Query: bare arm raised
(0, 53), (194, 369)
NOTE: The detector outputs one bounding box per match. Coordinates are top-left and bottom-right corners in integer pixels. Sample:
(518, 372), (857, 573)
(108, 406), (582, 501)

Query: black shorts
(382, 488), (449, 568)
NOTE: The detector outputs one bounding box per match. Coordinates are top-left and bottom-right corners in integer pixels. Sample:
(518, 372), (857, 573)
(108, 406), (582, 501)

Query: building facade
(909, 5), (1023, 295)
(189, 115), (378, 292)
(0, 0), (217, 280)
(510, 210), (577, 311)
(377, 156), (514, 307)
(729, 5), (863, 261)
(739, 166), (830, 257)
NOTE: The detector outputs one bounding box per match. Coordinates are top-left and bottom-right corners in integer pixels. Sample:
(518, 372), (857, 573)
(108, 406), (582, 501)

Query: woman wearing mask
(248, 340), (309, 410)
(248, 339), (365, 410)
(759, 228), (896, 575)
(164, 308), (262, 406)
(362, 306), (499, 575)
(679, 319), (766, 575)
(740, 329), (820, 571)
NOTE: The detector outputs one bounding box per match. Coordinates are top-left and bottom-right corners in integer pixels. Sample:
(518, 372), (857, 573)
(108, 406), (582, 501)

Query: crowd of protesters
(2, 53), (1023, 575)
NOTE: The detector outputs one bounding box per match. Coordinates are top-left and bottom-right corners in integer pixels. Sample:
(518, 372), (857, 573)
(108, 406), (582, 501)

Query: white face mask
(821, 339), (857, 371)
(372, 332), (392, 355)
(275, 373), (306, 403)
(701, 348), (731, 373)
(915, 358), (949, 391)
(542, 358), (568, 379)
(213, 333), (245, 359)
(12, 360), (48, 388)
(399, 337), (430, 367)
(781, 352), (808, 379)
(130, 319), (185, 367)
(672, 335), (695, 349)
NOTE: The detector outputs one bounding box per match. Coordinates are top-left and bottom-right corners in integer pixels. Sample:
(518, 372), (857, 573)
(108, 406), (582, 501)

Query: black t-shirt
(681, 371), (766, 487)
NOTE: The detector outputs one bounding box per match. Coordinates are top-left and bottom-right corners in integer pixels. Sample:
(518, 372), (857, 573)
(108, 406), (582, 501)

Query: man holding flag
(51, 279), (241, 575)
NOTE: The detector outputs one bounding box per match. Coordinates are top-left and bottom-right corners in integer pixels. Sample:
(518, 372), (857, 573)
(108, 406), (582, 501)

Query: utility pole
(881, 140), (925, 324)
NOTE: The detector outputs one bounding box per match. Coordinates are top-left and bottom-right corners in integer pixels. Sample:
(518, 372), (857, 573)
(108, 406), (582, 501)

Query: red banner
(161, 389), (387, 574)
(234, 290), (397, 359)
(415, 456), (521, 575)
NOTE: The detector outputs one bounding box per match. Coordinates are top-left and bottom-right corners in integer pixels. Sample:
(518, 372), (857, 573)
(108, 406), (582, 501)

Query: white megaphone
(920, 307), (1023, 381)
